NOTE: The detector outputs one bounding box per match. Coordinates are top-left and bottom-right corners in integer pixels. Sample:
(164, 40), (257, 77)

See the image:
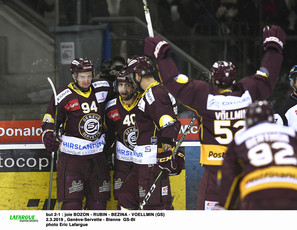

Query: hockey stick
(47, 77), (58, 210)
(139, 117), (196, 210)
(142, 0), (154, 37)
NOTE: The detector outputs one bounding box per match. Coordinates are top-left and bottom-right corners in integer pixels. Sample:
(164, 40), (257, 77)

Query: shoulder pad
(255, 70), (268, 78)
(159, 115), (175, 129)
(168, 92), (176, 105)
(255, 67), (269, 77)
(145, 88), (155, 105)
(138, 97), (145, 112)
(174, 74), (189, 84)
(105, 98), (117, 110)
(92, 80), (110, 88)
(57, 88), (72, 103)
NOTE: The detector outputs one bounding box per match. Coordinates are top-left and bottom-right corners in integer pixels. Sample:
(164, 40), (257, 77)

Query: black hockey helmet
(289, 65), (297, 88)
(245, 100), (274, 128)
(211, 61), (236, 88)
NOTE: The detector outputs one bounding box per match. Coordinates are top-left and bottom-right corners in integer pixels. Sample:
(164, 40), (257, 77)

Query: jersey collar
(68, 82), (92, 98)
(142, 81), (159, 96)
(119, 91), (142, 111)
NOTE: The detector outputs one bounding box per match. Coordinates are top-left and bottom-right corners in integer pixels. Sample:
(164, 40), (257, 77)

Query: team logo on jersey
(145, 146), (151, 152)
(42, 113), (54, 124)
(208, 151), (225, 160)
(105, 98), (117, 110)
(107, 109), (120, 121)
(64, 99), (80, 111)
(123, 126), (138, 150)
(95, 91), (108, 103)
(57, 88), (72, 103)
(139, 186), (146, 198)
(99, 180), (111, 193)
(138, 98), (145, 112)
(92, 81), (110, 88)
(145, 88), (155, 105)
(114, 178), (123, 190)
(78, 113), (102, 140)
(162, 186), (168, 196)
(205, 201), (219, 210)
(69, 180), (83, 193)
(151, 136), (157, 144)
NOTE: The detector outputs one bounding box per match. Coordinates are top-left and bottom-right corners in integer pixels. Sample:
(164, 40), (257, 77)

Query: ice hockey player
(274, 65), (297, 130)
(144, 25), (286, 210)
(104, 64), (142, 209)
(218, 100), (297, 209)
(117, 55), (184, 210)
(41, 57), (114, 210)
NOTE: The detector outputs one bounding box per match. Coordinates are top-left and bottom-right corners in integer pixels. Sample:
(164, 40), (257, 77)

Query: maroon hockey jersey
(156, 49), (283, 168)
(41, 80), (114, 157)
(134, 81), (181, 165)
(219, 122), (297, 209)
(105, 92), (142, 161)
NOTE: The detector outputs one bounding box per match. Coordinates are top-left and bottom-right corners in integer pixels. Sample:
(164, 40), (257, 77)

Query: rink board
(0, 143), (186, 210)
(0, 119), (199, 210)
(0, 168), (185, 210)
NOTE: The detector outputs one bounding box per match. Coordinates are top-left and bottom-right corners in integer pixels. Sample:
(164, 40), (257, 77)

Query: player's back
(199, 88), (252, 167)
(233, 122), (297, 201)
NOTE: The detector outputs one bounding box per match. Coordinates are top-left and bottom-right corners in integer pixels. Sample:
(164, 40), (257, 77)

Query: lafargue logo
(79, 113), (102, 140)
(124, 126), (138, 150)
(10, 214), (38, 222)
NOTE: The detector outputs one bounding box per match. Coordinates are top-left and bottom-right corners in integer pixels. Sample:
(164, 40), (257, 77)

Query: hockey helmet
(245, 100), (274, 128)
(126, 55), (155, 76)
(289, 65), (297, 88)
(70, 57), (93, 73)
(211, 61), (236, 88)
(115, 66), (138, 91)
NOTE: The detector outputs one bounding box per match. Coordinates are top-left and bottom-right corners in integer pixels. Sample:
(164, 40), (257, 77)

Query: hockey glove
(157, 149), (185, 175)
(263, 25), (286, 53)
(42, 129), (61, 152)
(103, 144), (115, 170)
(171, 149), (185, 175)
(144, 36), (171, 59)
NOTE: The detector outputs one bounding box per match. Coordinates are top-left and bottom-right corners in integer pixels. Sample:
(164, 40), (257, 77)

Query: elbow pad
(159, 115), (176, 129)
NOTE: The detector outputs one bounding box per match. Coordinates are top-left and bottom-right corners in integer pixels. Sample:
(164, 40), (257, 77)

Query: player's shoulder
(145, 83), (171, 103)
(151, 82), (167, 94)
(235, 122), (296, 145)
(92, 79), (113, 90)
(56, 85), (73, 104)
(105, 96), (118, 111)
